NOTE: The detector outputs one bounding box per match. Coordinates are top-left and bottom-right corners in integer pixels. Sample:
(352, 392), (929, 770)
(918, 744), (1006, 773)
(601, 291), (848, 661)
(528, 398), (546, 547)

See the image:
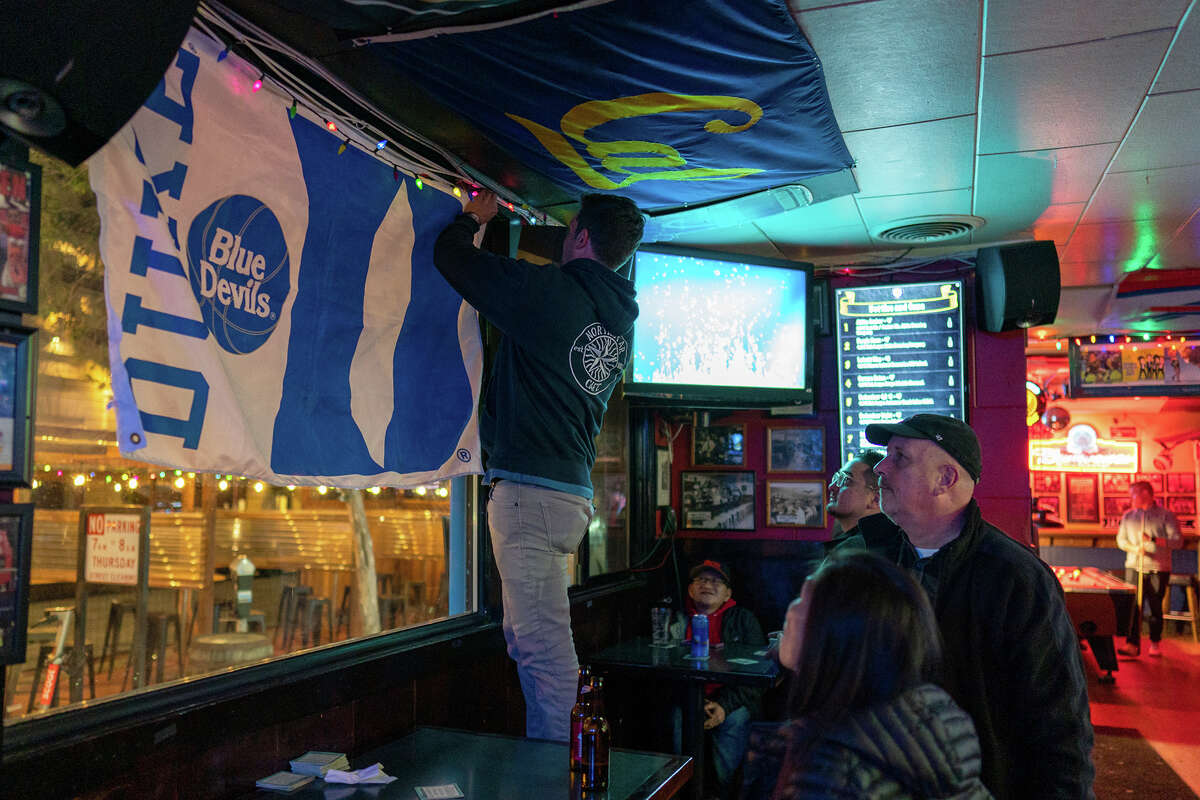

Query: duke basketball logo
(570, 323), (628, 395)
(186, 195), (290, 354)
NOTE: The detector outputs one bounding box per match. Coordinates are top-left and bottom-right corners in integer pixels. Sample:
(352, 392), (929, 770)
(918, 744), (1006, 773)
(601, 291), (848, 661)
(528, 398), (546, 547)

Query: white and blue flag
(90, 28), (482, 488)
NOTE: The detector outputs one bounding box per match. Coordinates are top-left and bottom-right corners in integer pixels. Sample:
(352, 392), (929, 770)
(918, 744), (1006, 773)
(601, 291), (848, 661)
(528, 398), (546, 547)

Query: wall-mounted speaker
(975, 240), (1061, 332)
(0, 2), (197, 166)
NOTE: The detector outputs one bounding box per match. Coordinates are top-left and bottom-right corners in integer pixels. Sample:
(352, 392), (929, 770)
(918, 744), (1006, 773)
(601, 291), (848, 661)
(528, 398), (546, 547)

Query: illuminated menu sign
(835, 281), (966, 464)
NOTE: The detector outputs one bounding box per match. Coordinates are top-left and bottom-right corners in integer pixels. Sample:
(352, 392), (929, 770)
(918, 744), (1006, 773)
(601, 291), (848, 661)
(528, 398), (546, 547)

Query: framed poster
(1035, 496), (1061, 517)
(1101, 473), (1132, 495)
(0, 325), (35, 486)
(1066, 473), (1100, 524)
(766, 480), (826, 527)
(0, 150), (40, 315)
(680, 471), (755, 531)
(692, 423), (746, 466)
(1103, 496), (1131, 518)
(1166, 472), (1196, 494)
(655, 448), (672, 507)
(1032, 472), (1061, 493)
(1133, 472), (1165, 494)
(767, 426), (824, 472)
(1167, 496), (1197, 515)
(0, 503), (34, 664)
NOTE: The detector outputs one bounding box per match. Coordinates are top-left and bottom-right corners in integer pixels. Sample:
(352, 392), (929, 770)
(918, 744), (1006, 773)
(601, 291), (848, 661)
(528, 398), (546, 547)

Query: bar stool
(302, 595), (334, 647)
(120, 612), (185, 689)
(217, 609), (267, 633)
(276, 584), (312, 650)
(99, 599), (138, 679)
(26, 643), (96, 712)
(378, 574), (408, 630)
(333, 586), (352, 640)
(1163, 574), (1199, 643)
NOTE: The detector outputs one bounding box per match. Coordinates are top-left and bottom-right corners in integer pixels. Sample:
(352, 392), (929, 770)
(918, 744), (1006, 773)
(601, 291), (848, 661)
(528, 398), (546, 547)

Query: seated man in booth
(669, 559), (767, 798)
(824, 448), (884, 552)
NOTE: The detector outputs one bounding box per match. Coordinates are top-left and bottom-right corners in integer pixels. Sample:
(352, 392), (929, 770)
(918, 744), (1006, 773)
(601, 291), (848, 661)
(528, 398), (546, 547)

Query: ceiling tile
(1033, 203), (1087, 246)
(978, 30), (1173, 153)
(665, 227), (787, 260)
(1152, 8), (1200, 93)
(1060, 217), (1188, 270)
(1109, 92), (1200, 172)
(754, 195), (871, 246)
(976, 144), (1115, 211)
(1054, 286), (1116, 331)
(983, 0), (1187, 55)
(1057, 260), (1122, 288)
(854, 188), (974, 237)
(844, 116), (975, 198)
(1081, 162), (1200, 223)
(794, 0), (979, 131)
(1154, 211), (1200, 268)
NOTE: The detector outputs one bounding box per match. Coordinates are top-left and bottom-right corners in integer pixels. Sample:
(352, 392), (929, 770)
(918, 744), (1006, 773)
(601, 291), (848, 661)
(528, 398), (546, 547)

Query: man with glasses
(825, 448), (884, 552)
(669, 560), (766, 799)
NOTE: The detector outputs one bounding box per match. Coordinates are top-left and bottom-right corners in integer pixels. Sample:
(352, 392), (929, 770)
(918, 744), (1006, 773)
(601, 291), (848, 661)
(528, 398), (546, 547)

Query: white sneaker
(1148, 642), (1162, 656)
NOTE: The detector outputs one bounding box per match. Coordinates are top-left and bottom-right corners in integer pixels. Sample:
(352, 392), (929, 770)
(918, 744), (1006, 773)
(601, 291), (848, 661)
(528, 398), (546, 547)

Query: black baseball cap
(864, 413), (982, 482)
(690, 559), (732, 587)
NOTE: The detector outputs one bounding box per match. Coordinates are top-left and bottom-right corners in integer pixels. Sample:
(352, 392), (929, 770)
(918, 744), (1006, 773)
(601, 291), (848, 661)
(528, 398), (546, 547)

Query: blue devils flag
(90, 28), (482, 488)
(375, 0), (852, 210)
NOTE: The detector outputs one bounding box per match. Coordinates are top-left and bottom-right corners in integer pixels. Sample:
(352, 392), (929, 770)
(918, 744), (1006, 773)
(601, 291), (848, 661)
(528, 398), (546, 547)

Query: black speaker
(0, 2), (198, 166)
(975, 240), (1061, 332)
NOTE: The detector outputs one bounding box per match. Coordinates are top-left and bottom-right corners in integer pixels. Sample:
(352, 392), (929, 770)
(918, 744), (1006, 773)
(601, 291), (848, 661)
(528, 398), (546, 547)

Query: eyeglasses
(692, 575), (726, 586)
(830, 470), (855, 489)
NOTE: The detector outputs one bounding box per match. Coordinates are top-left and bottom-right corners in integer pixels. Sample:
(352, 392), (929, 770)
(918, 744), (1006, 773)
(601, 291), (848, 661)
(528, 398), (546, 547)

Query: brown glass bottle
(569, 667), (594, 773)
(580, 677), (610, 792)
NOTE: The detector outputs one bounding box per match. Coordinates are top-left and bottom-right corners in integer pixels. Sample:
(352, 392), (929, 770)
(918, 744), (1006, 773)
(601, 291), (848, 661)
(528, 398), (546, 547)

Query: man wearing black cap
(834, 413), (1093, 800)
(670, 560), (766, 798)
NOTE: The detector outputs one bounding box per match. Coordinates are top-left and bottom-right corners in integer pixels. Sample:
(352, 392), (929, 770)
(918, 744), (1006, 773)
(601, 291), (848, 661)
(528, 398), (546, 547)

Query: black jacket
(836, 504), (1094, 800)
(433, 214), (638, 493)
(741, 684), (992, 800)
(671, 603), (767, 717)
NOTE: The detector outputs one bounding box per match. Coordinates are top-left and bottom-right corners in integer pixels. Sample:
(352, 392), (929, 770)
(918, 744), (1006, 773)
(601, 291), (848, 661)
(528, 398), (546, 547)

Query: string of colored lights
(195, 1), (554, 225)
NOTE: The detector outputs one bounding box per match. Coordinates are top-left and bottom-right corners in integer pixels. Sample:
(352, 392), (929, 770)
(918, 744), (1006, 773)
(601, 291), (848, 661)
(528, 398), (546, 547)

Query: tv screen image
(625, 245), (813, 407)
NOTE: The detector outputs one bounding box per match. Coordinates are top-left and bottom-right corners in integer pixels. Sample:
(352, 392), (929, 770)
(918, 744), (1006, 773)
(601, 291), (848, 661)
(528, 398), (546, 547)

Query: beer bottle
(569, 666), (594, 773)
(580, 676), (610, 792)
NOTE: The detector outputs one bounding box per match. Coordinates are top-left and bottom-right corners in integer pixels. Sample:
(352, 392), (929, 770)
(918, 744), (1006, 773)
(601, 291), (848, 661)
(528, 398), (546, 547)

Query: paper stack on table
(254, 771), (315, 793)
(324, 762), (397, 785)
(289, 751), (350, 776)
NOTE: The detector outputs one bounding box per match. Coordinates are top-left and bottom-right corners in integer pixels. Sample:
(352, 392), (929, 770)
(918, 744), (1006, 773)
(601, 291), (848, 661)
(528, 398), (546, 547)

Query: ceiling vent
(874, 215), (985, 244)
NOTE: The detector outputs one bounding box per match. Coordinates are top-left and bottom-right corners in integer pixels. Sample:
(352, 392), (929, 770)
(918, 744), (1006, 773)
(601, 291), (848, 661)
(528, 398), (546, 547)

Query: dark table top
(256, 726), (691, 800)
(586, 637), (779, 687)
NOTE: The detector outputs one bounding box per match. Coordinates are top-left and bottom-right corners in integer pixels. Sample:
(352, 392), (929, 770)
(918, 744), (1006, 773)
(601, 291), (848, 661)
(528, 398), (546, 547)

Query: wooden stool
(99, 599), (138, 679)
(188, 633), (274, 675)
(1163, 574), (1199, 643)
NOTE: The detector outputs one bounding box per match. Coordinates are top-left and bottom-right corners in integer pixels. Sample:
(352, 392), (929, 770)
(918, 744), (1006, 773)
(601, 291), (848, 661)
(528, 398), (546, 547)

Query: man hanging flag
(89, 28), (482, 488)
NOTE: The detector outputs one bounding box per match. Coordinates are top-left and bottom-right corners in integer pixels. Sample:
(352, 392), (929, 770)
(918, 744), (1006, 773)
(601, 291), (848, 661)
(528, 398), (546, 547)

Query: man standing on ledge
(834, 413), (1093, 799)
(434, 189), (642, 741)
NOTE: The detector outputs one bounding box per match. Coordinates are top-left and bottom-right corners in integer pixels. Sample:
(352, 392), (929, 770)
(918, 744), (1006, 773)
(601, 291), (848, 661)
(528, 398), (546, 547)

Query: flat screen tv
(623, 244), (815, 408)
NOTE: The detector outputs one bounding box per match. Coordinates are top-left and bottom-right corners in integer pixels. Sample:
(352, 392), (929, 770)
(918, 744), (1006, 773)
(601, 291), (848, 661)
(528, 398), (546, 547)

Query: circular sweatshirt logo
(570, 323), (628, 395)
(186, 195), (290, 354)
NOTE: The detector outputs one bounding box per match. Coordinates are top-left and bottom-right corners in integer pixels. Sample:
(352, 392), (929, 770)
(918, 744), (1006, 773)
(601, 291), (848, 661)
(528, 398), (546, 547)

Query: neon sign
(1029, 423), (1139, 473)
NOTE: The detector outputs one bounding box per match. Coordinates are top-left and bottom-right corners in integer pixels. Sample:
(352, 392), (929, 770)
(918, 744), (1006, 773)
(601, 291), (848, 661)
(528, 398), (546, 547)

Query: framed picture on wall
(1066, 473), (1100, 524)
(767, 426), (824, 472)
(766, 480), (826, 527)
(1101, 473), (1132, 494)
(680, 471), (755, 531)
(1103, 496), (1131, 518)
(1167, 496), (1197, 515)
(0, 151), (40, 315)
(692, 424), (746, 466)
(1133, 472), (1165, 494)
(0, 325), (35, 487)
(1167, 472), (1196, 494)
(1032, 472), (1061, 493)
(1035, 496), (1061, 517)
(0, 503), (34, 665)
(655, 448), (672, 507)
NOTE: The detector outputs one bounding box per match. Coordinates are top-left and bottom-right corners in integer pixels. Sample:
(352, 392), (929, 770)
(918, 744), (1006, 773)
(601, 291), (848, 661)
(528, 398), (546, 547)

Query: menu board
(835, 281), (966, 464)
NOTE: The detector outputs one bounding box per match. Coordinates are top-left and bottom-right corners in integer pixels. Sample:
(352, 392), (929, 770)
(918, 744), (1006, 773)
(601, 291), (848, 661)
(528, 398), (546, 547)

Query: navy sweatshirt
(433, 213), (639, 497)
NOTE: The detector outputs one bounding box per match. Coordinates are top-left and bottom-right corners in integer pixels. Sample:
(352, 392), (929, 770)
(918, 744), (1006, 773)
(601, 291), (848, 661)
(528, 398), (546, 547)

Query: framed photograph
(0, 503), (34, 665)
(692, 423), (746, 466)
(1066, 473), (1100, 524)
(766, 480), (826, 527)
(0, 151), (40, 315)
(1035, 496), (1061, 517)
(1167, 496), (1197, 515)
(680, 471), (755, 531)
(0, 325), (35, 486)
(655, 448), (672, 507)
(1103, 496), (1131, 518)
(1167, 472), (1196, 494)
(767, 426), (824, 473)
(1101, 473), (1132, 495)
(1031, 472), (1061, 493)
(1133, 472), (1165, 494)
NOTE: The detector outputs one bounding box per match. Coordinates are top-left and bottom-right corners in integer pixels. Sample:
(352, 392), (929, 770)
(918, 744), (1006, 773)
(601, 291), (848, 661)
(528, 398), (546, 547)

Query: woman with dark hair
(741, 550), (992, 799)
